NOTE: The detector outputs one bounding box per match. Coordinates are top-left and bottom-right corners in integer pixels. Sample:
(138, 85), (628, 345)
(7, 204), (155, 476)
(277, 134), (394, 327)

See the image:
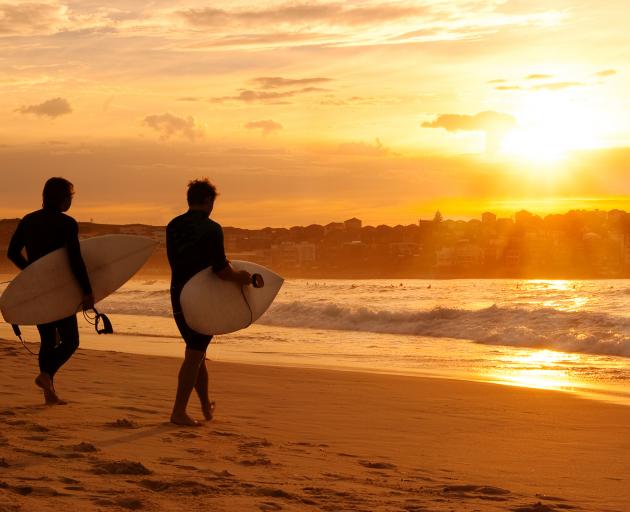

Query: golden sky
(1, 0), (629, 227)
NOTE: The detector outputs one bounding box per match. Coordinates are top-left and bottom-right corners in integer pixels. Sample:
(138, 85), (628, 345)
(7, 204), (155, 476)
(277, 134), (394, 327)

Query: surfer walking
(7, 177), (94, 405)
(167, 178), (252, 427)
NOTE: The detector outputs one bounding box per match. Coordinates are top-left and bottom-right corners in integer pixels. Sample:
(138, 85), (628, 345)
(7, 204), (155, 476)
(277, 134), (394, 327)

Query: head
(42, 177), (74, 212)
(187, 178), (218, 216)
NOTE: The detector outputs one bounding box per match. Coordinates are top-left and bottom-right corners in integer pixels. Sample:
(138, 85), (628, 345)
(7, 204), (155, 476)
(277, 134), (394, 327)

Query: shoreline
(3, 329), (630, 409)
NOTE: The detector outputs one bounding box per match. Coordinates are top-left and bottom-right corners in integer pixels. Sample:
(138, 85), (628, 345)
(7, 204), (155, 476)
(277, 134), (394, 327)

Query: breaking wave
(259, 302), (630, 358)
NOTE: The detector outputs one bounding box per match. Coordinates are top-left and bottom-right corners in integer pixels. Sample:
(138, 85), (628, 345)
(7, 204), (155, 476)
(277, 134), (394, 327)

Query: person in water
(7, 177), (94, 405)
(167, 178), (252, 426)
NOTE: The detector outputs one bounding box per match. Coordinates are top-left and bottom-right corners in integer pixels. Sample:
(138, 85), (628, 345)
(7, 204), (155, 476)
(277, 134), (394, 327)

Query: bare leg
(171, 348), (206, 426)
(195, 360), (215, 421)
(35, 373), (66, 406)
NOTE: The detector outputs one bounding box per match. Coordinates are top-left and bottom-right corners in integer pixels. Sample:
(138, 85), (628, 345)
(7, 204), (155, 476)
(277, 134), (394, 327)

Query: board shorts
(170, 283), (212, 353)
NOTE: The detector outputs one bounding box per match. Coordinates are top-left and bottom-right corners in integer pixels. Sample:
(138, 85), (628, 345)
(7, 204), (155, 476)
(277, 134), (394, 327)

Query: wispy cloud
(0, 2), (68, 35)
(525, 73), (553, 80)
(531, 81), (586, 91)
(211, 87), (328, 104)
(250, 76), (332, 89)
(143, 113), (202, 141)
(176, 3), (430, 28)
(336, 138), (391, 157)
(595, 69), (617, 77)
(423, 111), (516, 133)
(17, 97), (72, 118)
(245, 119), (283, 136)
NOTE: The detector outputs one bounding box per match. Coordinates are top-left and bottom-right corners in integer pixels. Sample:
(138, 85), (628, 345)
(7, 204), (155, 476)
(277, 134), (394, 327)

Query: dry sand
(0, 337), (629, 512)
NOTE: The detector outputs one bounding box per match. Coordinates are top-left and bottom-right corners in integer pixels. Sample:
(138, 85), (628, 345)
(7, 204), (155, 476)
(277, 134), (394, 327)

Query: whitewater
(2, 277), (630, 404)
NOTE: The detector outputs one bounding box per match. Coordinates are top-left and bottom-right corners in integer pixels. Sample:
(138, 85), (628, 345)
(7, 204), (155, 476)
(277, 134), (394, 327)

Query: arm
(217, 263), (251, 286)
(208, 224), (251, 286)
(7, 220), (28, 270)
(66, 219), (94, 307)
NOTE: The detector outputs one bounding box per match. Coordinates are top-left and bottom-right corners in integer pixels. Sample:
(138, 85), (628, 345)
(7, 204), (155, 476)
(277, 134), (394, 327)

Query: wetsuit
(7, 208), (92, 378)
(166, 210), (229, 352)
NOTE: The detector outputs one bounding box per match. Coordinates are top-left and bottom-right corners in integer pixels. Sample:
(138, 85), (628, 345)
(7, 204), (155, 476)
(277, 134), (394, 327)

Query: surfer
(167, 178), (252, 427)
(7, 177), (94, 405)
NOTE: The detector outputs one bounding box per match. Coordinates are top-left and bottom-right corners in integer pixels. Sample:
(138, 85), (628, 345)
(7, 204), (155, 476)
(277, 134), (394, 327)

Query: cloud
(16, 97), (72, 118)
(595, 69), (617, 77)
(319, 95), (381, 106)
(211, 87), (328, 103)
(488, 79), (507, 84)
(525, 73), (553, 80)
(423, 111), (516, 133)
(336, 138), (391, 157)
(531, 81), (586, 91)
(423, 111), (517, 155)
(244, 119), (283, 136)
(0, 2), (68, 35)
(143, 113), (202, 141)
(250, 76), (332, 89)
(177, 3), (429, 28)
(495, 85), (522, 91)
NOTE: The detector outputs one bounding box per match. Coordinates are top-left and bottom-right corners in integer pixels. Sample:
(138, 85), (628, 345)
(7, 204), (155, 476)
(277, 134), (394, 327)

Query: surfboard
(0, 235), (156, 325)
(180, 260), (283, 335)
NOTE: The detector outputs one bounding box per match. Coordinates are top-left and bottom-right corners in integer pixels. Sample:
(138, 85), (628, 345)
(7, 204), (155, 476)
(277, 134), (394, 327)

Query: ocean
(2, 277), (630, 405)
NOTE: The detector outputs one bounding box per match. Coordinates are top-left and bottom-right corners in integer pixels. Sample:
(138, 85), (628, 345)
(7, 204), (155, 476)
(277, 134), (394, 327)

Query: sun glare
(500, 90), (607, 164)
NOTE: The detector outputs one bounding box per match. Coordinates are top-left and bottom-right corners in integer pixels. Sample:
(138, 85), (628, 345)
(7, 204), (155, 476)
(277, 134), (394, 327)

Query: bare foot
(170, 412), (202, 427)
(201, 401), (215, 421)
(35, 374), (67, 406)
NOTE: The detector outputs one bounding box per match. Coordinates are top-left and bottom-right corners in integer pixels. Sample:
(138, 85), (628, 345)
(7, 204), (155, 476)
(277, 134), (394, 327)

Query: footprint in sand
(259, 502), (283, 511)
(240, 439), (272, 450)
(359, 460), (397, 470)
(61, 442), (98, 453)
(511, 503), (558, 512)
(59, 477), (80, 484)
(106, 418), (139, 429)
(23, 435), (47, 442)
(139, 479), (216, 496)
(92, 497), (143, 510)
(92, 460), (152, 476)
(172, 431), (200, 439)
(238, 457), (272, 467)
(212, 430), (239, 437)
(10, 485), (61, 497)
(442, 484), (511, 502)
(114, 406), (160, 415)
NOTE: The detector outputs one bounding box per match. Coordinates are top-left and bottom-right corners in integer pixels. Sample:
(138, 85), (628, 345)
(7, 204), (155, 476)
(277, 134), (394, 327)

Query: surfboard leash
(239, 286), (254, 327)
(238, 273), (264, 327)
(12, 324), (39, 356)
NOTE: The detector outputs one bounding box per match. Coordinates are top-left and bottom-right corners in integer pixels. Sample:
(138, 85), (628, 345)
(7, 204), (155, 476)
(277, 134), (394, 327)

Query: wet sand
(0, 337), (628, 511)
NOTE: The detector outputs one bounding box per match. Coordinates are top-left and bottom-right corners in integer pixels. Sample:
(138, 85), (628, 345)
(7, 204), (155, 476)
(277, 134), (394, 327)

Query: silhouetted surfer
(167, 179), (252, 427)
(7, 177), (94, 405)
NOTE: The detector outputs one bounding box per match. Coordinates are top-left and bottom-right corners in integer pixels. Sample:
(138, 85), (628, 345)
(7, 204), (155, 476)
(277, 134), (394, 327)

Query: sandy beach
(0, 337), (629, 512)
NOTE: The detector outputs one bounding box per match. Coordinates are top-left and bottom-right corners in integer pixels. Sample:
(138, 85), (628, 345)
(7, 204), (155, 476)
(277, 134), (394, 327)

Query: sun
(499, 90), (608, 164)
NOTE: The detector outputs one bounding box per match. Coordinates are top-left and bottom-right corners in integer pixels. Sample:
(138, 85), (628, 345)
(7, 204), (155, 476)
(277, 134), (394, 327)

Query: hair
(187, 178), (218, 206)
(42, 177), (74, 210)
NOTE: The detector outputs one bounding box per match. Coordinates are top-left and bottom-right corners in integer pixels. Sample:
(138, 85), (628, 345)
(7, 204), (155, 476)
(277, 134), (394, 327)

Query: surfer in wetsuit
(166, 178), (252, 426)
(7, 177), (94, 405)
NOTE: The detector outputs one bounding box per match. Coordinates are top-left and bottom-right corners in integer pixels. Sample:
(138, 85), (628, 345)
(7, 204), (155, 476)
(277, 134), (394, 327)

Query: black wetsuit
(7, 208), (92, 378)
(166, 210), (229, 352)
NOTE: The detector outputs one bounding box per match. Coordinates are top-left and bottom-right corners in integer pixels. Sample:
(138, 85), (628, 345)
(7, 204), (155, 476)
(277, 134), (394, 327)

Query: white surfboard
(0, 235), (156, 325)
(180, 260), (283, 335)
